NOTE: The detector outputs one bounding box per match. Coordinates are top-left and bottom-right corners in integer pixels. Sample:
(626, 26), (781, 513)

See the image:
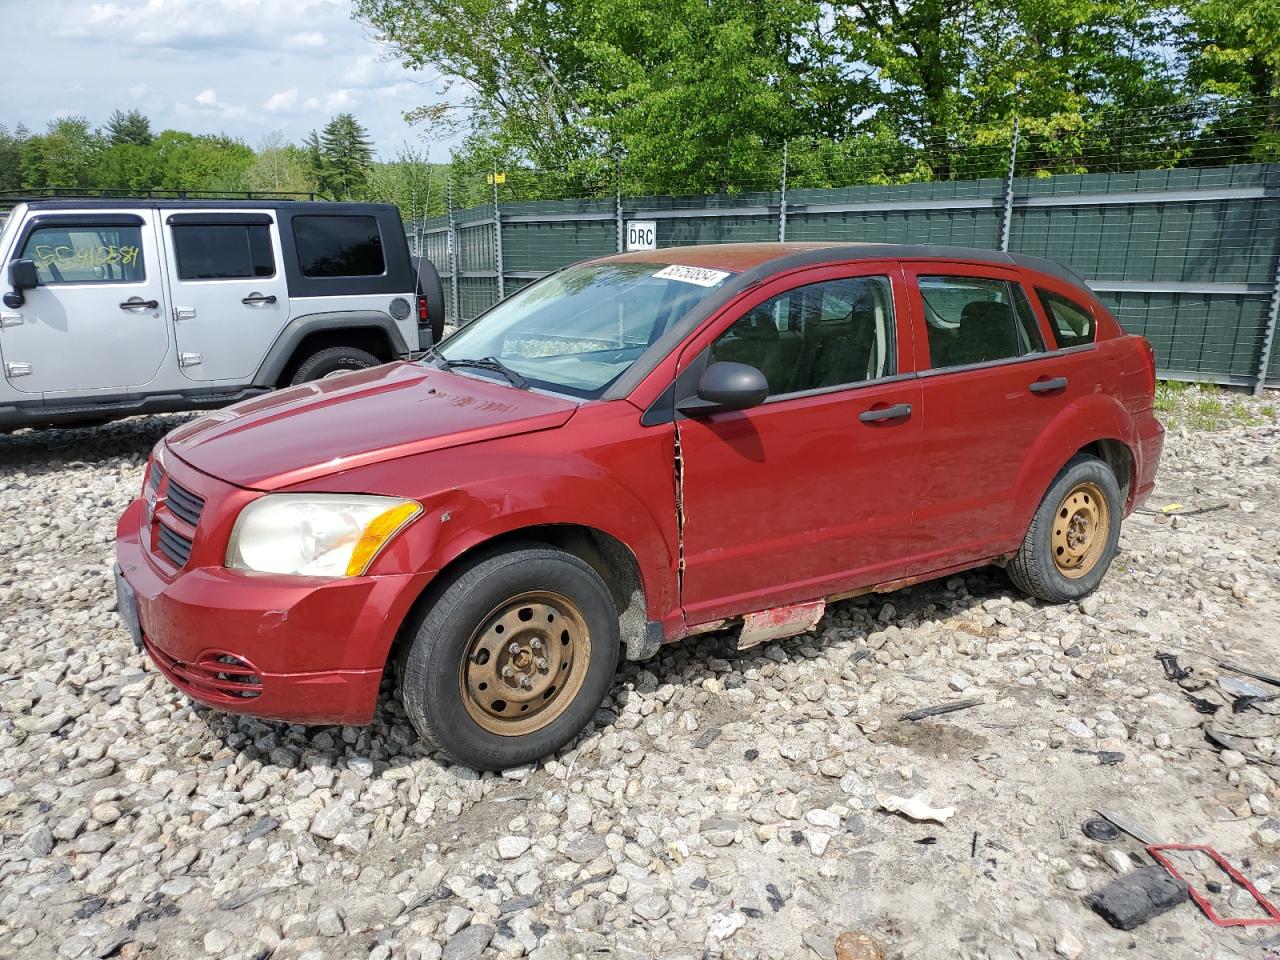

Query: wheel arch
(387, 522), (663, 681)
(1011, 394), (1138, 537)
(254, 311), (409, 388)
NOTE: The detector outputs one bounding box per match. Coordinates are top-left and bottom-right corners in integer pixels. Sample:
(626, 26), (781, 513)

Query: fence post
(615, 154), (624, 253)
(1256, 252), (1280, 394)
(446, 176), (461, 326)
(998, 117), (1020, 252)
(778, 140), (789, 243)
(492, 166), (505, 301)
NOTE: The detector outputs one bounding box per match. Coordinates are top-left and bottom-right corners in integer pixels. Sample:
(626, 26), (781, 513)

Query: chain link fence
(412, 99), (1280, 391)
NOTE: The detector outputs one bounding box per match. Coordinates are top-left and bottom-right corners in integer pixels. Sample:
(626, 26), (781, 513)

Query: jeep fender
(1010, 392), (1136, 535)
(254, 311), (411, 387)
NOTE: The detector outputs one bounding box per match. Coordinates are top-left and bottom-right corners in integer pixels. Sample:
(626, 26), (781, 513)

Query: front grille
(148, 464), (164, 493)
(146, 641), (263, 702)
(156, 523), (193, 567)
(165, 480), (205, 527)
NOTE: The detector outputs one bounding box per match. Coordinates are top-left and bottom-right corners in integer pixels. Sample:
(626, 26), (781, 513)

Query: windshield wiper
(440, 356), (529, 389)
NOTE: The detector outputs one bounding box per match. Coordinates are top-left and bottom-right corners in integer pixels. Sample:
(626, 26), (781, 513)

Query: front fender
(1010, 393), (1136, 535)
(295, 428), (681, 659)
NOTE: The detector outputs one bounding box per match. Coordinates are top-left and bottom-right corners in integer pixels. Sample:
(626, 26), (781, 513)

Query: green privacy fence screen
(413, 162), (1280, 390)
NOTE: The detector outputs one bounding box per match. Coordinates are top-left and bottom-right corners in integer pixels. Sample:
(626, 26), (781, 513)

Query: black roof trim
(23, 199), (402, 215)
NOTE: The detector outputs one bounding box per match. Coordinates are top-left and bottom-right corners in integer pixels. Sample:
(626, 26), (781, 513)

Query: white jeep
(0, 199), (444, 430)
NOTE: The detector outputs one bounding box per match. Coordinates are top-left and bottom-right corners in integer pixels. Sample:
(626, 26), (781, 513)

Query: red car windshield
(435, 260), (735, 398)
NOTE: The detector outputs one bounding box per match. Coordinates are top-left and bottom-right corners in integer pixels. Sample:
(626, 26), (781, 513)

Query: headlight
(226, 494), (421, 577)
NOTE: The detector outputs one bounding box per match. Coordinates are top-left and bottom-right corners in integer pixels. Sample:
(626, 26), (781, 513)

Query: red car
(115, 243), (1163, 769)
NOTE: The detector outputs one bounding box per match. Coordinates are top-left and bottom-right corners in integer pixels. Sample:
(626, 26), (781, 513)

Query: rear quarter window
(293, 215), (385, 278)
(1038, 288), (1096, 348)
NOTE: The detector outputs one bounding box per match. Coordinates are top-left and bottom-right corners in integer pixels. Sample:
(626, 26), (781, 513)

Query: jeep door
(673, 263), (923, 625)
(163, 212), (289, 382)
(1, 211), (169, 395)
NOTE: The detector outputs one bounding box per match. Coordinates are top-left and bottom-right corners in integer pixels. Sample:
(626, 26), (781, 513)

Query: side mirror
(676, 361), (769, 416)
(4, 259), (38, 309)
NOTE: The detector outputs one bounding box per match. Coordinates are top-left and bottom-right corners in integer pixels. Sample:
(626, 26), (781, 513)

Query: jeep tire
(289, 346), (381, 384)
(400, 545), (620, 770)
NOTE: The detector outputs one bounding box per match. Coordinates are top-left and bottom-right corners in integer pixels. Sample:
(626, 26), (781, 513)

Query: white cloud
(263, 88), (300, 113)
(195, 88), (218, 106)
(284, 31), (326, 50)
(303, 96), (321, 111)
(325, 89), (359, 110)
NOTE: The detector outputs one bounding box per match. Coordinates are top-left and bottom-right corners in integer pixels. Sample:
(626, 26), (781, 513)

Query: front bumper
(116, 497), (430, 725)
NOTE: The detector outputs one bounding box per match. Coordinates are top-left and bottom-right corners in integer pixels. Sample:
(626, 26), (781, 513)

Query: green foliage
(357, 0), (1280, 189)
(105, 109), (154, 147)
(319, 114), (375, 199)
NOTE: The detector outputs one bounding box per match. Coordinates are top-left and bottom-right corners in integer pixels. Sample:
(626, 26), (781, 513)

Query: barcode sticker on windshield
(653, 264), (732, 287)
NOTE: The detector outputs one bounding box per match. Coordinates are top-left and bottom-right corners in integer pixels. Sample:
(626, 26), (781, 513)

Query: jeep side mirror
(4, 259), (38, 309)
(675, 361), (770, 417)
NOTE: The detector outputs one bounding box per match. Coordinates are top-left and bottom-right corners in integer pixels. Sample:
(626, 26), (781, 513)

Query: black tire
(1007, 454), (1123, 603)
(400, 545), (620, 770)
(289, 346), (381, 385)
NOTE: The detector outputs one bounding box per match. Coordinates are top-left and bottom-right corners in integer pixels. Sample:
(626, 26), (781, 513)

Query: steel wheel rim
(1052, 481), (1110, 579)
(460, 590), (591, 736)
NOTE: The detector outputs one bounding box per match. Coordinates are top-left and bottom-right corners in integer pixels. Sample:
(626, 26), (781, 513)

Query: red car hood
(164, 362), (578, 490)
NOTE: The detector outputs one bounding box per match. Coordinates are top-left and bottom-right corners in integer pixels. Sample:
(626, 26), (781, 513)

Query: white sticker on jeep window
(653, 264), (732, 287)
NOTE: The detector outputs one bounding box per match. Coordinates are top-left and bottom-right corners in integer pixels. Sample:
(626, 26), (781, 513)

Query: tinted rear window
(1038, 288), (1096, 348)
(293, 215), (385, 278)
(173, 224), (274, 280)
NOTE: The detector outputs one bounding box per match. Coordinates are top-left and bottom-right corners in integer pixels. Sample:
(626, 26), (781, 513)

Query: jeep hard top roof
(22, 199), (400, 216)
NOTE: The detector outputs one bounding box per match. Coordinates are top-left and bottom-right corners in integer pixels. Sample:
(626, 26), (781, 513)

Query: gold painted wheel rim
(460, 591), (591, 736)
(1052, 481), (1110, 579)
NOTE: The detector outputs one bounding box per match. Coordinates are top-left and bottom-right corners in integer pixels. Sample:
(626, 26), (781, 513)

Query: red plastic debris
(1146, 844), (1280, 927)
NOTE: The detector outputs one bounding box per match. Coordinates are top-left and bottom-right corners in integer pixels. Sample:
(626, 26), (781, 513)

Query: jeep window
(709, 276), (895, 397)
(19, 225), (145, 285)
(918, 276), (1043, 369)
(293, 215), (385, 278)
(173, 224), (274, 280)
(436, 261), (732, 398)
(1038, 288), (1096, 348)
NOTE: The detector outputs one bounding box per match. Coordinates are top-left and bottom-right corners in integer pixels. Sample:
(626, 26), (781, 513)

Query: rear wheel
(400, 545), (620, 770)
(289, 346), (380, 385)
(1007, 454), (1122, 603)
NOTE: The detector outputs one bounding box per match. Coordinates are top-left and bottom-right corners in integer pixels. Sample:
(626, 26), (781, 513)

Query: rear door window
(293, 215), (385, 277)
(1038, 289), (1096, 348)
(918, 276), (1044, 369)
(172, 224), (275, 280)
(19, 224), (145, 284)
(709, 275), (895, 397)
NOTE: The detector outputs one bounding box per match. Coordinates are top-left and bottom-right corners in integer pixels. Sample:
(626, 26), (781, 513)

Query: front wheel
(1007, 454), (1122, 603)
(400, 546), (620, 770)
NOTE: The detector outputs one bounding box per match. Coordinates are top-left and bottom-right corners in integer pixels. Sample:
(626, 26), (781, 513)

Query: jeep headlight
(226, 494), (421, 577)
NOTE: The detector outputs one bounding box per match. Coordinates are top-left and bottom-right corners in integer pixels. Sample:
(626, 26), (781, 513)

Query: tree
(319, 114), (374, 199)
(21, 117), (101, 190)
(244, 131), (315, 195)
(0, 125), (27, 193)
(105, 109), (154, 147)
(361, 143), (444, 221)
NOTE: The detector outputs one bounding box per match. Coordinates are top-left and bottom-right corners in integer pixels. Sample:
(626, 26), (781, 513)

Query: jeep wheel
(289, 346), (381, 385)
(1007, 454), (1122, 603)
(400, 545), (620, 770)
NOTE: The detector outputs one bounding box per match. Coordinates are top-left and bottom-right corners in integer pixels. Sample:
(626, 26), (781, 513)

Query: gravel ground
(1, 392), (1279, 960)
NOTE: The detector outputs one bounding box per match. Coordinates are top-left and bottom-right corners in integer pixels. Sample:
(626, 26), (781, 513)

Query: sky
(0, 0), (463, 159)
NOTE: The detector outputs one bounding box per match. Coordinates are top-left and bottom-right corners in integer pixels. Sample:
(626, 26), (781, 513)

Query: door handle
(241, 293), (277, 305)
(120, 298), (159, 310)
(1029, 376), (1068, 394)
(859, 402), (912, 423)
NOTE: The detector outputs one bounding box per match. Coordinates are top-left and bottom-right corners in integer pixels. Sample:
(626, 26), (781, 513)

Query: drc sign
(626, 220), (657, 251)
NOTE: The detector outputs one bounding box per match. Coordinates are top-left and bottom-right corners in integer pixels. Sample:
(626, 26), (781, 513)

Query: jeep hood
(164, 361), (578, 490)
